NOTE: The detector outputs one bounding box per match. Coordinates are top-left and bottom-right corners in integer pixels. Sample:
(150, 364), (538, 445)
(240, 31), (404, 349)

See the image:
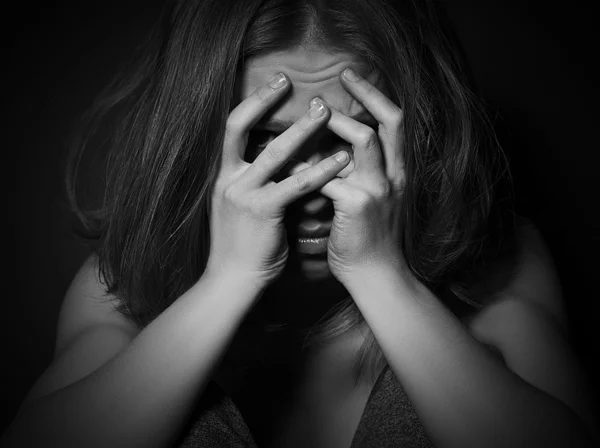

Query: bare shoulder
(503, 217), (567, 328)
(467, 218), (599, 437)
(467, 216), (568, 349)
(56, 253), (140, 357)
(466, 217), (566, 330)
(19, 254), (140, 408)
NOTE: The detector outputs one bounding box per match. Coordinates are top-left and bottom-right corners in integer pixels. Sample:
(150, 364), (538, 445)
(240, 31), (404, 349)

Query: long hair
(65, 0), (518, 386)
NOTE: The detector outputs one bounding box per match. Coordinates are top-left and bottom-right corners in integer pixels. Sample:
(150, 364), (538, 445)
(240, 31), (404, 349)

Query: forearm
(345, 264), (595, 448)
(3, 270), (264, 448)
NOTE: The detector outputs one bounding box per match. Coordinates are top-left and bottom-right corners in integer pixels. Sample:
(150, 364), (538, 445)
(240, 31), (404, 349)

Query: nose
(286, 190), (334, 223)
(300, 194), (330, 214)
(271, 156), (333, 215)
(277, 133), (344, 216)
(298, 130), (347, 163)
(293, 135), (347, 212)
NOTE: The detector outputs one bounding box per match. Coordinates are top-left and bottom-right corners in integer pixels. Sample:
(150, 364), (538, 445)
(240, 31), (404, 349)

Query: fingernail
(335, 151), (349, 163)
(269, 73), (287, 89)
(343, 68), (360, 82)
(309, 100), (326, 119)
(309, 97), (323, 109)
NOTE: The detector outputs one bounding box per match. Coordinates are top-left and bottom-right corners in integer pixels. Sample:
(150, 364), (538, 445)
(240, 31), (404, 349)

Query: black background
(4, 0), (599, 434)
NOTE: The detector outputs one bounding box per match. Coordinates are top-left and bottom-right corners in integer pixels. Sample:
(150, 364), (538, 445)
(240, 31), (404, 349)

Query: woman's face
(237, 46), (386, 282)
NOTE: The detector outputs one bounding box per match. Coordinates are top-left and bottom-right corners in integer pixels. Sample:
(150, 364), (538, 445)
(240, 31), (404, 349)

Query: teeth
(297, 237), (328, 243)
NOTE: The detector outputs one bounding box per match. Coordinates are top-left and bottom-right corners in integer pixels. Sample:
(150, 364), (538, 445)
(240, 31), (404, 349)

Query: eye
(248, 130), (277, 149)
(245, 130), (277, 163)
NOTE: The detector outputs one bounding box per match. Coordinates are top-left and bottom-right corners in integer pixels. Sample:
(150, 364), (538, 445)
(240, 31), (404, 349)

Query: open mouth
(285, 219), (330, 255)
(284, 192), (334, 256)
(295, 235), (329, 255)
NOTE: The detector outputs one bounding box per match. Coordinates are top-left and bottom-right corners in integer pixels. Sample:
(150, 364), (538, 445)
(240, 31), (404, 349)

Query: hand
(292, 68), (406, 282)
(206, 73), (351, 286)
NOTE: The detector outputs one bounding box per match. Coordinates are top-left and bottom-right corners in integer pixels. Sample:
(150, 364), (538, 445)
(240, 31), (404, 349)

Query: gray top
(177, 365), (433, 447)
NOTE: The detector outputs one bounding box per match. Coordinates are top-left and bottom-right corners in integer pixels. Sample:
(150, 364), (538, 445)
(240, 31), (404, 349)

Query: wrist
(339, 253), (408, 286)
(342, 256), (418, 297)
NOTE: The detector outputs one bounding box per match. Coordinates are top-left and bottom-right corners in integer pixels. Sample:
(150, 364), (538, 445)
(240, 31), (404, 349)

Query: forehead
(237, 46), (384, 123)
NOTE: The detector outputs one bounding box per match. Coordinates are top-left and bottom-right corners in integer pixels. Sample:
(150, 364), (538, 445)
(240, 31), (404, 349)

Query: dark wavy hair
(65, 0), (519, 385)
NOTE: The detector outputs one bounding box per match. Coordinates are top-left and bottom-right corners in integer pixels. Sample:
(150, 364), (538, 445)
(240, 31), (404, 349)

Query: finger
(340, 68), (405, 181)
(311, 97), (387, 183)
(267, 150), (350, 206)
(240, 100), (329, 187)
(289, 161), (357, 203)
(222, 73), (289, 171)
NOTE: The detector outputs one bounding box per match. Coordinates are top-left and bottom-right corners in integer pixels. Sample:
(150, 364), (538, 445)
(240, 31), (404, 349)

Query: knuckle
(301, 114), (318, 131)
(287, 117), (314, 141)
(293, 174), (310, 193)
(374, 179), (392, 197)
(212, 176), (227, 195)
(264, 142), (284, 162)
(311, 163), (327, 181)
(256, 86), (272, 102)
(322, 161), (337, 177)
(352, 190), (372, 210)
(222, 183), (241, 202)
(358, 128), (378, 148)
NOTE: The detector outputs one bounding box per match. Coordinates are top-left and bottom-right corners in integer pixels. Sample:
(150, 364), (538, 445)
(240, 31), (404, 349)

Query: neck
(216, 269), (357, 391)
(262, 270), (351, 333)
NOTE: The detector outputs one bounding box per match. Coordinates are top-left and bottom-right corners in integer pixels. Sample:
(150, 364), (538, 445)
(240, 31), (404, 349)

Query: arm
(343, 227), (599, 448)
(3, 71), (350, 448)
(1, 256), (264, 448)
(315, 69), (597, 448)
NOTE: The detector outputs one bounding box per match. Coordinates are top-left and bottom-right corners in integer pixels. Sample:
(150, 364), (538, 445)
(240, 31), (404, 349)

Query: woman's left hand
(295, 68), (407, 282)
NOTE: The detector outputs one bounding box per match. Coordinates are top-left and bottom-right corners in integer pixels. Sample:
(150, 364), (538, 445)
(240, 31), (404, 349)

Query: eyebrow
(256, 110), (379, 131)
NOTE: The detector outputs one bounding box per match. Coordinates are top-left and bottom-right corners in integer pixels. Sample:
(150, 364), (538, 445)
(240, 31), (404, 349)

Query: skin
(4, 46), (596, 448)
(227, 46), (406, 445)
(234, 46), (599, 447)
(236, 47), (393, 331)
(238, 47), (383, 145)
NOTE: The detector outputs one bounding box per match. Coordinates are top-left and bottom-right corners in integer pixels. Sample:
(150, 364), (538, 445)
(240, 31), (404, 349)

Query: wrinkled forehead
(236, 47), (385, 120)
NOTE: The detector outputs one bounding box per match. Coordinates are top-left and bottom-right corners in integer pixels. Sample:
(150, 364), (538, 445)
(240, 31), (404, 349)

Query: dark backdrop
(4, 0), (599, 434)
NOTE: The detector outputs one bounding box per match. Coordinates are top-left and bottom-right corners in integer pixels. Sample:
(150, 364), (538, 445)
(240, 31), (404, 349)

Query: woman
(2, 0), (597, 447)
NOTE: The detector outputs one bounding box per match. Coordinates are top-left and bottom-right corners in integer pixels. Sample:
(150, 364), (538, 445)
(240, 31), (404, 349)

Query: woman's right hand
(206, 73), (350, 286)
